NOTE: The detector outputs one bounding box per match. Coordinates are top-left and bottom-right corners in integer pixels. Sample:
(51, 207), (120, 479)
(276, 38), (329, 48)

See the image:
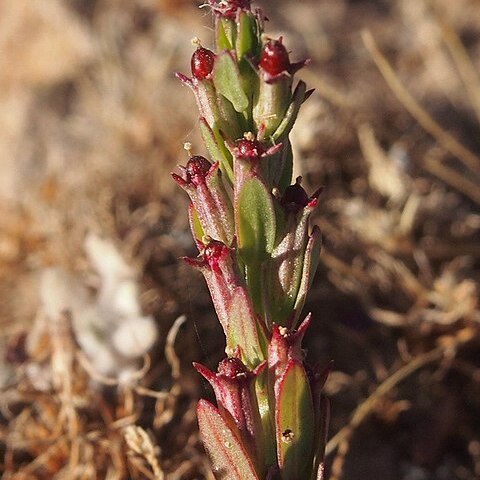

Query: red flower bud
(194, 357), (266, 456)
(217, 356), (250, 377)
(191, 47), (215, 80)
(257, 38), (309, 83)
(185, 155), (212, 186)
(183, 238), (240, 332)
(208, 0), (251, 19)
(201, 238), (232, 272)
(259, 39), (291, 77)
(280, 177), (323, 214)
(268, 315), (310, 383)
(235, 138), (264, 159)
(281, 183), (309, 209)
(172, 158), (234, 246)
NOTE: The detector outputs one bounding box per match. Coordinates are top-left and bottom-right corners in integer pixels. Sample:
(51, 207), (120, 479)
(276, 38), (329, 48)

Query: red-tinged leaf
(313, 396), (330, 480)
(268, 192), (313, 326)
(197, 399), (260, 480)
(316, 462), (326, 480)
(275, 360), (314, 479)
(176, 73), (219, 128)
(227, 287), (265, 368)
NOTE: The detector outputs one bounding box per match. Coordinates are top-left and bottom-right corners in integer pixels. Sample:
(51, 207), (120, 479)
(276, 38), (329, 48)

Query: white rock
(113, 316), (158, 358)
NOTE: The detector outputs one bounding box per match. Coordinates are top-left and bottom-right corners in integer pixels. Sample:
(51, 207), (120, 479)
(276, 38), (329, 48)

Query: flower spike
(173, 1), (329, 477)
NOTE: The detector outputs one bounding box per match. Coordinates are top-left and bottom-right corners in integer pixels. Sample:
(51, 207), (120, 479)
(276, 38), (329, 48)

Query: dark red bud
(281, 183), (310, 210)
(208, 0), (251, 19)
(217, 357), (249, 378)
(191, 47), (215, 80)
(259, 39), (291, 77)
(184, 238), (231, 272)
(203, 239), (230, 268)
(235, 138), (264, 159)
(281, 179), (323, 213)
(185, 156), (212, 186)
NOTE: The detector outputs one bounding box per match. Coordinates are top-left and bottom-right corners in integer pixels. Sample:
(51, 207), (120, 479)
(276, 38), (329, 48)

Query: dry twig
(362, 30), (480, 175)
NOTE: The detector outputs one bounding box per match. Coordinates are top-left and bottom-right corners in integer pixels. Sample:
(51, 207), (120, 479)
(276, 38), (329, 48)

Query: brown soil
(1, 1), (479, 479)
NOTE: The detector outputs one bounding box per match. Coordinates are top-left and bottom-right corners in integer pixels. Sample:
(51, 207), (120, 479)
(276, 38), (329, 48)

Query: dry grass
(1, 0), (479, 478)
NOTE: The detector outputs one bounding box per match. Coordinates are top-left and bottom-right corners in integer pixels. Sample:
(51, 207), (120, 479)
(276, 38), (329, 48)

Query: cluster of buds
(173, 1), (329, 478)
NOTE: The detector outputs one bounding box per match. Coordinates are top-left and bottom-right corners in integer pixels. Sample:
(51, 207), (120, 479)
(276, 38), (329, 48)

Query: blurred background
(0, 0), (479, 478)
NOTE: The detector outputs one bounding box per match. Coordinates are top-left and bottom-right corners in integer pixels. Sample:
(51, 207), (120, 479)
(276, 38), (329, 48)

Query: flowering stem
(173, 1), (329, 478)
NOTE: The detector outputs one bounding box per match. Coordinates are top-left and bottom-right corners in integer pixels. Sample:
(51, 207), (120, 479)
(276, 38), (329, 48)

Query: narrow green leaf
(197, 399), (260, 480)
(199, 119), (234, 183)
(255, 369), (276, 467)
(276, 360), (315, 479)
(271, 81), (307, 142)
(216, 18), (234, 51)
(293, 225), (322, 327)
(213, 52), (249, 113)
(236, 177), (276, 265)
(243, 262), (264, 320)
(188, 203), (204, 242)
(264, 139), (293, 192)
(236, 12), (257, 60)
(277, 141), (293, 193)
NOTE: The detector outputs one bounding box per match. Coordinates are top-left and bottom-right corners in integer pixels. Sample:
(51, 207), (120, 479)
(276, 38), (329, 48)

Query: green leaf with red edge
(213, 51), (249, 113)
(236, 177), (276, 265)
(197, 399), (260, 480)
(271, 80), (307, 143)
(292, 225), (321, 328)
(276, 359), (315, 479)
(226, 287), (265, 368)
(313, 396), (330, 480)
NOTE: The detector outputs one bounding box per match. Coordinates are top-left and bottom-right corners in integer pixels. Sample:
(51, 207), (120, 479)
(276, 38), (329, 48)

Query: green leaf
(188, 203), (204, 242)
(271, 81), (307, 142)
(197, 399), (260, 480)
(254, 369), (276, 468)
(199, 119), (234, 184)
(253, 76), (291, 139)
(276, 360), (315, 479)
(213, 52), (249, 113)
(236, 12), (258, 60)
(216, 18), (234, 51)
(236, 177), (276, 265)
(277, 141), (293, 193)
